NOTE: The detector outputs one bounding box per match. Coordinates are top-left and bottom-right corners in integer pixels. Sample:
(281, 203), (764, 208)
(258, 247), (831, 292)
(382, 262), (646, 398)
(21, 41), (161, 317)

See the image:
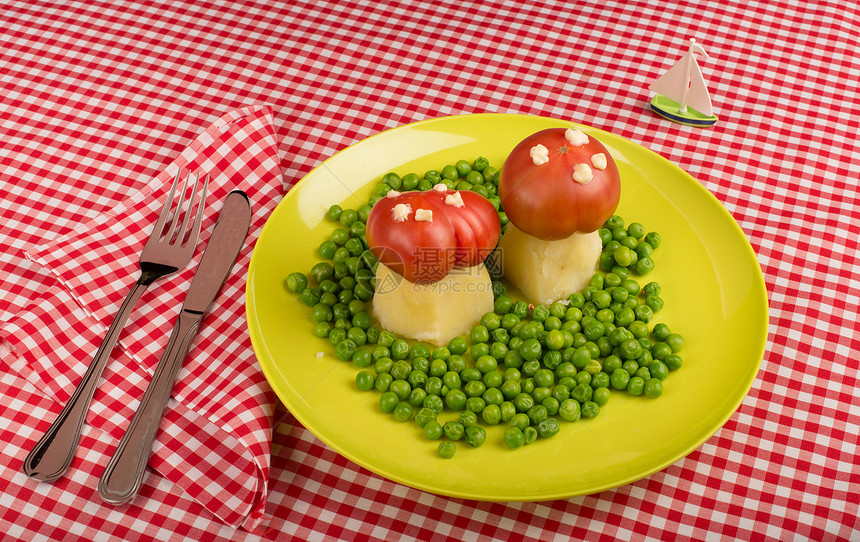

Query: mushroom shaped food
(497, 127), (621, 305)
(366, 185), (501, 345)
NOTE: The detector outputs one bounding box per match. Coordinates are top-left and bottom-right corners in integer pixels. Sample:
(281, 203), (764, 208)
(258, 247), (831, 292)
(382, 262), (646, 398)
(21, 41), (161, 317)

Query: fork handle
(98, 309), (201, 505)
(22, 273), (154, 483)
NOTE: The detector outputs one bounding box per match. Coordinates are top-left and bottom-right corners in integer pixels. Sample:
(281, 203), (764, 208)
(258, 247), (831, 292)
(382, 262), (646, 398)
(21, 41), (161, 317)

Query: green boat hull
(650, 95), (718, 127)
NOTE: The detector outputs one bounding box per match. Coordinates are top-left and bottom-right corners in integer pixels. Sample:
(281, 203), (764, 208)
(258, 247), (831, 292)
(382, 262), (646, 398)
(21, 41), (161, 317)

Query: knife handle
(98, 310), (201, 505)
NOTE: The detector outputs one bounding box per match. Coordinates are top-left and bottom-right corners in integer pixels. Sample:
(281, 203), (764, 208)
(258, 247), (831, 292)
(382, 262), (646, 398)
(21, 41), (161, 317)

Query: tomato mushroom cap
(499, 127), (621, 240)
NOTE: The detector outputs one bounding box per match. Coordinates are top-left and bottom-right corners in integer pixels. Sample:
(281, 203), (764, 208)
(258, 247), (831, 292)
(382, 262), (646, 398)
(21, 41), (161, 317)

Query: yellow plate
(247, 114), (768, 501)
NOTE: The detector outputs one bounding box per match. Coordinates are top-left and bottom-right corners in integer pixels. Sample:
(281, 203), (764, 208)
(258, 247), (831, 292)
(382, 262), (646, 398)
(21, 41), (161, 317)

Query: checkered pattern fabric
(1, 0), (857, 541)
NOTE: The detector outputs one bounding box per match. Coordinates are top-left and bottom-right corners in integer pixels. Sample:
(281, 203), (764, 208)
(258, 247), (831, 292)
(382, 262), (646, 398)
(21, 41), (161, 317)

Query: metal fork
(22, 169), (209, 483)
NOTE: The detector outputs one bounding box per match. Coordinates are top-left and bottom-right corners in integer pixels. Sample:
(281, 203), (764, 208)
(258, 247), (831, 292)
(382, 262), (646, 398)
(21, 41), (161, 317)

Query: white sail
(687, 58), (714, 116)
(649, 39), (714, 117)
(648, 53), (691, 105)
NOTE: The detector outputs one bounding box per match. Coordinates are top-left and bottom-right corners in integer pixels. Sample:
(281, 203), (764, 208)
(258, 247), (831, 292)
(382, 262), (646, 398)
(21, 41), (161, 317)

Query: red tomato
(365, 189), (502, 282)
(499, 127), (621, 240)
(365, 192), (456, 283)
(424, 188), (501, 267)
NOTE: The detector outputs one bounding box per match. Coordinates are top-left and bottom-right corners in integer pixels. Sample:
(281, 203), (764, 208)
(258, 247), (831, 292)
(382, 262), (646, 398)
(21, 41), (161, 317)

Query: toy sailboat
(649, 38), (718, 127)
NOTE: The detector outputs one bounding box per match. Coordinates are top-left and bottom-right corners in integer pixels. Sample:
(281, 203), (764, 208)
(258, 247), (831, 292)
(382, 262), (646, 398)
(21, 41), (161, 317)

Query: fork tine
(152, 169), (182, 240)
(165, 171), (191, 243)
(175, 171), (201, 245)
(186, 173), (209, 247)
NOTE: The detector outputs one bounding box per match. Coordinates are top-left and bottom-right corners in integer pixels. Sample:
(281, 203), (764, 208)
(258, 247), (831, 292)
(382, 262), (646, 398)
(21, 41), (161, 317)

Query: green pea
(300, 288), (321, 307)
(513, 393), (534, 413)
(346, 326), (366, 346)
(355, 370), (375, 391)
(353, 347), (372, 368)
(441, 164), (458, 180)
(393, 401), (414, 422)
(470, 324), (490, 344)
(481, 404), (502, 425)
(458, 410), (478, 427)
(445, 389), (467, 411)
(466, 396), (486, 414)
(326, 204), (343, 221)
(443, 421), (465, 441)
(423, 394), (444, 414)
(511, 301), (530, 319)
(635, 256), (655, 275)
(437, 441), (457, 458)
(379, 391), (398, 412)
(311, 303), (333, 323)
(627, 222), (645, 239)
(401, 173), (420, 190)
(494, 295), (513, 314)
(523, 426), (538, 445)
(446, 353), (466, 373)
(339, 208), (358, 227)
(558, 398), (581, 422)
(537, 418), (560, 438)
(480, 312), (501, 331)
(519, 338), (543, 361)
(382, 172), (401, 189)
(644, 231), (661, 248)
(329, 227), (349, 246)
(414, 179), (433, 191)
(390, 339), (410, 360)
(610, 368), (630, 390)
(411, 407), (434, 428)
(627, 376), (646, 396)
(613, 246), (634, 267)
(665, 354), (683, 371)
(644, 378), (664, 398)
(666, 333), (685, 352)
(447, 336), (468, 355)
(464, 425), (487, 448)
(504, 427), (526, 449)
(335, 339), (357, 361)
(286, 272), (308, 293)
(455, 159), (472, 176)
(313, 322), (331, 338)
(581, 401), (600, 418)
(423, 420), (443, 439)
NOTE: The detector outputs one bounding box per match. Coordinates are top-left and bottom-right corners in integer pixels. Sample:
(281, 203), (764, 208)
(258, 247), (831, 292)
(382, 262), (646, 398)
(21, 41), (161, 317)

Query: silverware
(22, 170), (209, 483)
(98, 190), (251, 505)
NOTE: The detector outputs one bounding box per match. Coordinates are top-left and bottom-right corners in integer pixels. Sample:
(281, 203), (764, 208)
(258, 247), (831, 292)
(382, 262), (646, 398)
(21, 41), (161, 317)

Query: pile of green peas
(287, 158), (685, 459)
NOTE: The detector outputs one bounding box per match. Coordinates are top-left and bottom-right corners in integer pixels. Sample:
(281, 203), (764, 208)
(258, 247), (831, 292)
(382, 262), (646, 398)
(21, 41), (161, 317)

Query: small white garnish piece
(386, 189), (402, 198)
(316, 352), (324, 358)
(445, 191), (465, 207)
(572, 163), (593, 184)
(565, 128), (589, 147)
(415, 208), (433, 222)
(591, 153), (608, 171)
(392, 203), (412, 222)
(530, 144), (549, 165)
(432, 183), (448, 192)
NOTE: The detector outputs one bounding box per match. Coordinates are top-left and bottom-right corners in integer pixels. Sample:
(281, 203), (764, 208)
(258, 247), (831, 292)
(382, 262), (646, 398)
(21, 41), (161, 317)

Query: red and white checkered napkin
(4, 105), (283, 529)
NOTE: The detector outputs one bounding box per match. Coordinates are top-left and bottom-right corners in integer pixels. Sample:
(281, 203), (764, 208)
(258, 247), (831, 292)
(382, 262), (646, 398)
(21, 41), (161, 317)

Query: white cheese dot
(530, 144), (549, 165)
(432, 183), (448, 192)
(572, 163), (593, 184)
(565, 128), (589, 147)
(445, 191), (465, 207)
(591, 153), (608, 171)
(415, 208), (433, 222)
(386, 189), (402, 198)
(392, 203), (412, 222)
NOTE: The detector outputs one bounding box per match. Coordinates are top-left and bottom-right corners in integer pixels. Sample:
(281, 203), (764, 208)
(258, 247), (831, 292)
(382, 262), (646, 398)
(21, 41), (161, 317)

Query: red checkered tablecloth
(1, 1), (857, 541)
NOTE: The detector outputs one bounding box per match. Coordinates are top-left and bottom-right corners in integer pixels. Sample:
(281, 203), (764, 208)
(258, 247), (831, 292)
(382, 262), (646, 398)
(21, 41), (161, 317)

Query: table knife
(98, 190), (251, 505)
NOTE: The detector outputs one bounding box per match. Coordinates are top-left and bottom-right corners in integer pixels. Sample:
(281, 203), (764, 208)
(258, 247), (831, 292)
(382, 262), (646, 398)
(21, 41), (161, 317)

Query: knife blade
(98, 190), (252, 505)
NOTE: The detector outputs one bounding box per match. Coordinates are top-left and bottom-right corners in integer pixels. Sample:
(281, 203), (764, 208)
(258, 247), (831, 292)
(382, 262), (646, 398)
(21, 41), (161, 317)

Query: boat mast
(678, 38), (697, 114)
